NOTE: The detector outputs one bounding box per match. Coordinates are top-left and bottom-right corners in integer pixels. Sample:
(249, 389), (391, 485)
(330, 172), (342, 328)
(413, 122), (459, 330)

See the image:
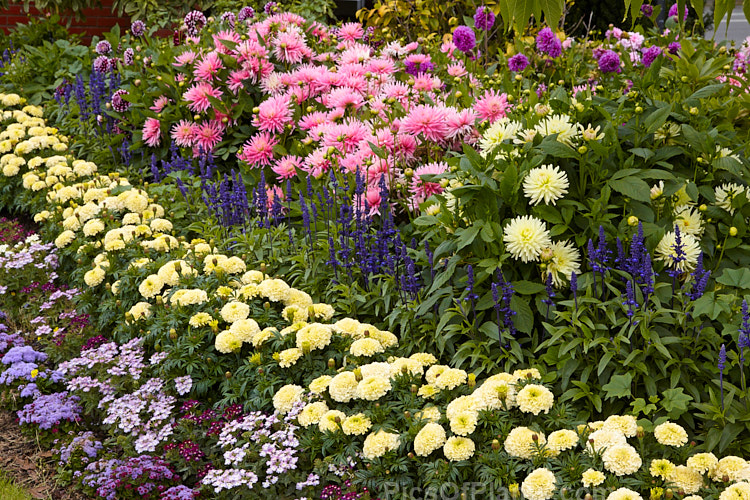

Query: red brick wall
(0, 0), (131, 43)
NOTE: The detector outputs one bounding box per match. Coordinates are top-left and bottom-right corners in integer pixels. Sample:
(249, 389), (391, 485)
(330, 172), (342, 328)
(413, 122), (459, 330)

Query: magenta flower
(508, 53), (530, 71)
(474, 6), (495, 31)
(453, 26), (476, 53)
(142, 118), (161, 147)
(598, 50), (621, 73)
(536, 27), (562, 58)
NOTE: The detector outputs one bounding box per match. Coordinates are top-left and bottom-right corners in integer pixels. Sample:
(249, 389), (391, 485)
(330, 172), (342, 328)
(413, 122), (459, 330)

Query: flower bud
(225, 371), (232, 379)
(404, 410), (411, 419)
(689, 107), (699, 116)
(410, 384), (418, 394)
(327, 358), (336, 369)
(170, 328), (177, 340)
(407, 452), (415, 459)
(730, 227), (738, 236)
(491, 439), (500, 451)
(665, 489), (673, 499)
(636, 426), (645, 439)
(509, 483), (520, 499)
(628, 215), (639, 226)
(354, 368), (363, 382)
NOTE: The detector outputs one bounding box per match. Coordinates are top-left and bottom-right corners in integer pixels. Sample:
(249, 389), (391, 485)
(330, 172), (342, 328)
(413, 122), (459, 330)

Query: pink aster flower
(340, 44), (372, 64)
(354, 187), (383, 216)
(238, 132), (278, 167)
(173, 50), (198, 67)
(194, 51), (224, 81)
(410, 161), (448, 206)
(213, 30), (242, 55)
(338, 22), (364, 42)
(324, 87), (365, 113)
(194, 120), (224, 151)
(367, 58), (396, 76)
(252, 94), (293, 134)
(228, 69), (252, 94)
(301, 148), (331, 178)
(446, 108), (477, 139)
(150, 96), (171, 113)
(183, 82), (223, 113)
(474, 90), (511, 123)
(272, 29), (310, 64)
(413, 74), (442, 92)
(299, 111), (331, 131)
(447, 62), (467, 77)
(170, 120), (198, 147)
(142, 118), (161, 147)
(399, 104), (449, 142)
(271, 155), (301, 179)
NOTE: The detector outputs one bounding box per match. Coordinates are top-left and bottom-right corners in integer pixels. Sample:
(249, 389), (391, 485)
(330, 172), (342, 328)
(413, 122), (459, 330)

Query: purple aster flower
(184, 10), (207, 37)
(238, 6), (255, 21)
(111, 89), (130, 113)
(123, 47), (134, 66)
(95, 40), (112, 55)
(668, 42), (681, 54)
(92, 55), (111, 74)
(453, 26), (477, 53)
(508, 53), (530, 71)
(220, 11), (236, 28)
(131, 20), (146, 36)
(641, 4), (653, 16)
(598, 50), (621, 73)
(536, 27), (562, 58)
(668, 3), (689, 21)
(642, 46), (661, 67)
(264, 1), (277, 14)
(474, 6), (495, 31)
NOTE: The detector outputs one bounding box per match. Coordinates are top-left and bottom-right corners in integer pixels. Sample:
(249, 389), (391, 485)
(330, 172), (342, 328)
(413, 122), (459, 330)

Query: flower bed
(0, 2), (749, 498)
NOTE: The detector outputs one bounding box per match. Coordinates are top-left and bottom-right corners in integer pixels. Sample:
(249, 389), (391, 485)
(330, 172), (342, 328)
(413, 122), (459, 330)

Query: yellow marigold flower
(409, 352), (437, 366)
(251, 327), (276, 347)
(83, 266), (106, 287)
(295, 323), (332, 351)
(417, 384), (439, 399)
(297, 401), (328, 427)
(309, 375), (332, 395)
(272, 384), (304, 414)
(282, 305), (309, 323)
(390, 357), (423, 377)
(229, 319), (260, 343)
(215, 330), (241, 354)
(513, 368), (542, 380)
(434, 368), (467, 390)
(603, 415), (638, 437)
(350, 338), (384, 357)
(278, 348), (303, 368)
(219, 256), (246, 274)
(516, 384), (555, 415)
(138, 274), (164, 299)
(127, 302), (151, 322)
(606, 488), (644, 500)
(332, 318), (361, 336)
(220, 301), (250, 323)
(328, 372), (358, 403)
(54, 230), (75, 248)
(582, 468), (605, 487)
(318, 410), (346, 433)
(547, 429), (578, 452)
(342, 413), (372, 436)
(586, 429), (627, 454)
(311, 303), (335, 321)
(505, 427), (546, 459)
(414, 422), (446, 456)
(189, 313), (212, 328)
(450, 411), (477, 436)
(668, 465), (704, 494)
(602, 444), (642, 476)
(257, 278), (291, 302)
(362, 430), (400, 459)
(711, 457), (747, 482)
(370, 329), (398, 348)
(415, 406), (442, 423)
(654, 421), (688, 447)
(443, 436), (475, 462)
(240, 270), (266, 284)
(521, 468), (556, 500)
(650, 459), (676, 479)
(719, 483), (750, 500)
(445, 395), (479, 421)
(356, 376), (391, 401)
(687, 453), (718, 475)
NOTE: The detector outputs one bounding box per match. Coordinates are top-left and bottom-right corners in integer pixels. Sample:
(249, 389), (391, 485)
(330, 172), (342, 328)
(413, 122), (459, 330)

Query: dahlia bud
(468, 373), (476, 388)
(491, 439), (500, 451)
(327, 358), (336, 369)
(410, 384), (418, 394)
(354, 368), (363, 382)
(225, 371), (232, 379)
(636, 426), (645, 439)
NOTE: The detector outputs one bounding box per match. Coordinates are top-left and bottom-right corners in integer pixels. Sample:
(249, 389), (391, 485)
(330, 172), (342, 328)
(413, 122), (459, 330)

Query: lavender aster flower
(508, 53), (530, 72)
(238, 6), (255, 21)
(95, 40), (112, 55)
(131, 20), (146, 36)
(598, 50), (621, 73)
(474, 6), (495, 30)
(641, 4), (653, 16)
(264, 1), (278, 14)
(642, 46), (661, 68)
(668, 3), (689, 21)
(536, 27), (562, 58)
(453, 26), (477, 53)
(184, 10), (207, 37)
(668, 42), (681, 54)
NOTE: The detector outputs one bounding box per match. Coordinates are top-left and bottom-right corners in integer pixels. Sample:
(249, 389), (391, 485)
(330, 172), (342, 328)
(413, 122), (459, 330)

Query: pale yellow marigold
(220, 301), (250, 323)
(149, 218), (173, 232)
(189, 313), (212, 328)
(414, 423), (446, 456)
(719, 482), (750, 500)
(356, 376), (391, 401)
(84, 266), (106, 287)
(654, 421), (688, 447)
(298, 402), (329, 427)
(712, 457), (747, 482)
(650, 459), (676, 479)
(127, 302), (151, 321)
(417, 384), (439, 399)
(409, 352), (438, 366)
(219, 256), (246, 274)
(257, 278), (291, 302)
(328, 372), (358, 403)
(332, 318), (361, 337)
(434, 368), (467, 390)
(282, 305), (309, 323)
(362, 430), (400, 459)
(278, 348), (303, 368)
(444, 436), (475, 462)
(251, 327), (276, 347)
(342, 413), (372, 436)
(240, 270), (266, 284)
(229, 319), (260, 343)
(582, 469), (605, 487)
(370, 329), (398, 348)
(446, 395), (480, 421)
(360, 362), (393, 379)
(521, 468), (556, 500)
(668, 465), (704, 494)
(350, 338), (384, 357)
(309, 375), (332, 395)
(82, 218), (105, 237)
(450, 411), (478, 436)
(687, 453), (718, 475)
(284, 288), (314, 308)
(505, 427), (546, 459)
(390, 357), (424, 377)
(318, 410), (346, 433)
(215, 330), (241, 354)
(138, 274), (164, 299)
(54, 230), (75, 248)
(296, 323), (332, 351)
(516, 384), (555, 415)
(603, 415), (638, 438)
(602, 444), (642, 476)
(311, 303), (335, 321)
(547, 429), (578, 452)
(272, 384), (304, 414)
(513, 368), (542, 380)
(415, 406), (442, 423)
(606, 488), (643, 500)
(586, 429), (628, 454)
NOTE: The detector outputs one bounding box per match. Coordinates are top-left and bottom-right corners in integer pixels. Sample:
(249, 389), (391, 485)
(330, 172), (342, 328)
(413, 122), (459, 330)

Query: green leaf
(745, 0), (750, 25)
(455, 225), (481, 250)
(538, 139), (578, 159)
(644, 105), (672, 134)
(661, 388), (693, 418)
(539, 0), (563, 27)
(717, 268), (750, 289)
(688, 83), (726, 102)
(510, 295), (533, 333)
(513, 280), (546, 295)
(500, 164), (517, 202)
(532, 205), (563, 224)
(602, 373), (633, 399)
(609, 177), (652, 202)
